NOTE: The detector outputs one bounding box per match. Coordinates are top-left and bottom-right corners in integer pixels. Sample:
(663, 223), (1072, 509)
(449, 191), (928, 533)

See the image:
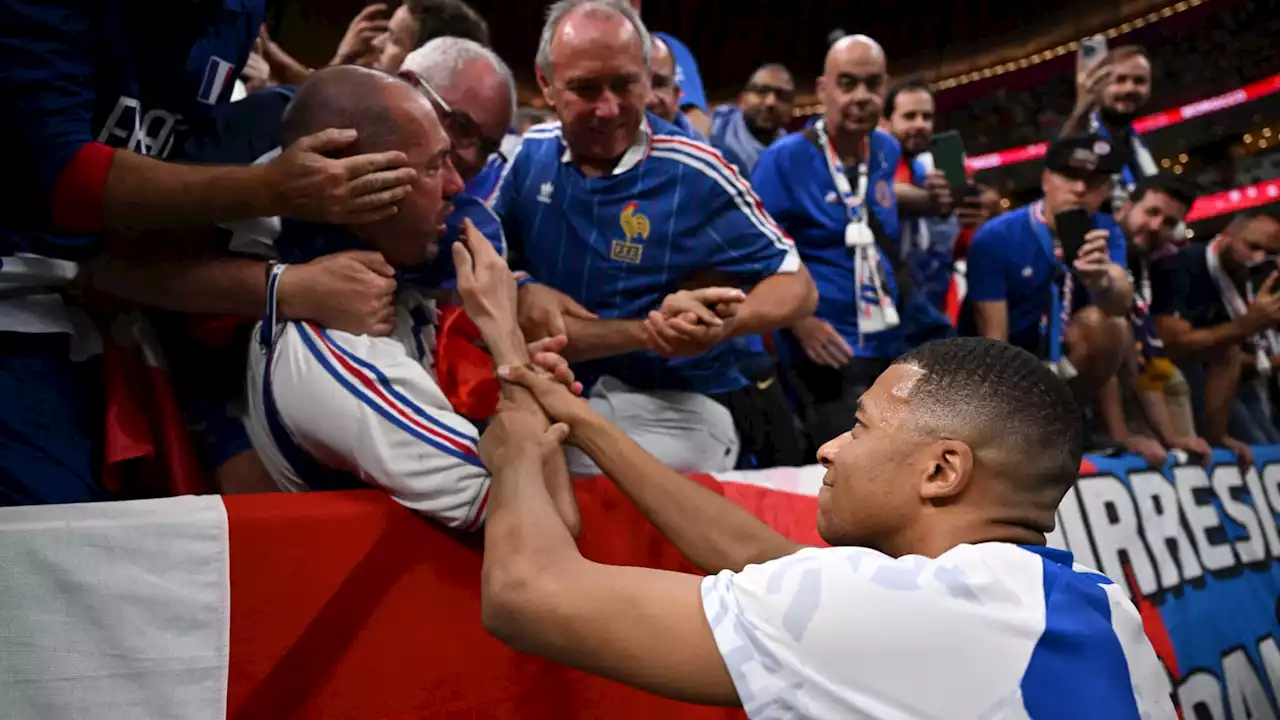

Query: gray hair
(535, 0), (651, 82)
(402, 36), (517, 116)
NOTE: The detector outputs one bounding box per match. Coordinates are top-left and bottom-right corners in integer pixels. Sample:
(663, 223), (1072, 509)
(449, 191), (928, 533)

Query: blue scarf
(710, 106), (781, 176)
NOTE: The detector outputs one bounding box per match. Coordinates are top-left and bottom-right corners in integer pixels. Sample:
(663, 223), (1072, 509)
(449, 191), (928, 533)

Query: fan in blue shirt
(709, 64), (795, 178)
(749, 35), (908, 448)
(963, 133), (1134, 399)
(491, 0), (816, 472)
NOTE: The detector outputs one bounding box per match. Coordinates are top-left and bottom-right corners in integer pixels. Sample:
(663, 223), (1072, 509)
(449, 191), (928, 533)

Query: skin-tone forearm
(1203, 349), (1241, 444)
(974, 301), (1009, 343)
(1097, 375), (1130, 442)
(262, 41), (313, 86)
(894, 183), (934, 215)
(1091, 266), (1133, 317)
(1135, 387), (1181, 445)
(732, 268), (818, 336)
(573, 412), (803, 574)
(1060, 103), (1093, 137)
(87, 255), (269, 316)
(1156, 315), (1259, 362)
(561, 316), (650, 363)
(103, 152), (276, 233)
(485, 326), (579, 531)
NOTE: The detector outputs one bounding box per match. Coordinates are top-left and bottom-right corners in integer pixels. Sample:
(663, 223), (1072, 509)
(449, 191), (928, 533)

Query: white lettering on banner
(1057, 464), (1280, 601)
(1222, 648), (1277, 720)
(1261, 637), (1280, 698)
(1213, 467), (1269, 564)
(1179, 670), (1229, 720)
(1174, 465), (1239, 572)
(1179, 89), (1249, 121)
(1130, 470), (1205, 590)
(96, 96), (185, 159)
(1078, 475), (1162, 597)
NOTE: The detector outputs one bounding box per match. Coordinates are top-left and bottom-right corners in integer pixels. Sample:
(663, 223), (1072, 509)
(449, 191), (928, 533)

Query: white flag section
(0, 495), (230, 720)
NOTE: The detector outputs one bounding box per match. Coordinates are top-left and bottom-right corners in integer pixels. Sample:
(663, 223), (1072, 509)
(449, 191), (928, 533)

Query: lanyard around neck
(814, 119), (870, 225)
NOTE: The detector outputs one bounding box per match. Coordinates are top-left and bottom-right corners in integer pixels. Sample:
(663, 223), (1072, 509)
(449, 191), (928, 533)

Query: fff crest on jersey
(611, 201), (650, 264)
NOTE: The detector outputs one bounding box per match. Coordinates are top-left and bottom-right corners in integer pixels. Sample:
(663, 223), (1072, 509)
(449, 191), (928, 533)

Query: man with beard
(490, 0), (817, 474)
(884, 78), (956, 345)
(1061, 45), (1157, 208)
(243, 66), (580, 530)
(1090, 176), (1211, 466)
(751, 35), (911, 449)
(477, 336), (1174, 716)
(710, 64), (796, 176)
(1151, 211), (1280, 465)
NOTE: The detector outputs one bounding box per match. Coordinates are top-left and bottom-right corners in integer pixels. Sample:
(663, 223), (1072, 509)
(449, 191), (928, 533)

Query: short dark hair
(406, 0), (491, 47)
(748, 63), (794, 87)
(1130, 174), (1197, 208)
(893, 337), (1083, 495)
(884, 78), (934, 118)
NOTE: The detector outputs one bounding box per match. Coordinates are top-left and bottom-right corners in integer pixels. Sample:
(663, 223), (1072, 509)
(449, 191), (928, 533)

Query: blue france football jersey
(751, 129), (908, 360)
(488, 113), (800, 396)
(0, 0), (265, 258)
(963, 205), (1128, 351)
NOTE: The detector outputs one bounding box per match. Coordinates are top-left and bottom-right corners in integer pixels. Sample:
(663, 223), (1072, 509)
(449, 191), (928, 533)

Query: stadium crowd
(2, 0), (1277, 715)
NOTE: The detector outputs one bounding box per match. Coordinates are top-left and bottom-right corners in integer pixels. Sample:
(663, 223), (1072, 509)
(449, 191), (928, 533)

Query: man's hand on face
(643, 287), (746, 357)
(265, 128), (416, 225)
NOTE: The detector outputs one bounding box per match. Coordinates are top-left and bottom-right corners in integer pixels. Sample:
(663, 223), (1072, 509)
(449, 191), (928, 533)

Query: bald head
(818, 33), (889, 139)
(282, 65), (439, 157)
(825, 34), (885, 73)
(647, 34), (678, 121)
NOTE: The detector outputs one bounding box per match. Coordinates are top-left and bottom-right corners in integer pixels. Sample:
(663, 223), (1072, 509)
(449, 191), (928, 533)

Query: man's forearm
(1097, 376), (1130, 442)
(733, 267), (818, 336)
(895, 183), (934, 215)
(1092, 267), (1133, 317)
(87, 255), (269, 316)
(1161, 319), (1258, 361)
(561, 317), (649, 362)
(1203, 350), (1241, 443)
(1060, 103), (1094, 137)
(574, 413), (803, 574)
(103, 151), (275, 234)
(1136, 387), (1180, 445)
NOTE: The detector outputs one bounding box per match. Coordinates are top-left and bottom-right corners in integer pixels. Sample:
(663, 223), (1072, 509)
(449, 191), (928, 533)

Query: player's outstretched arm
(479, 407), (740, 707)
(496, 363), (806, 574)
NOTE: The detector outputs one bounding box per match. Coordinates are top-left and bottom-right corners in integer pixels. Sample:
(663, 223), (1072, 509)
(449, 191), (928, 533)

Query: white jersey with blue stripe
(701, 543), (1176, 719)
(244, 289), (489, 531)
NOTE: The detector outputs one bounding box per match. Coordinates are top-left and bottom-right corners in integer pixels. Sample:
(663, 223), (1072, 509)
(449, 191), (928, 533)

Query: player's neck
(893, 509), (1051, 558)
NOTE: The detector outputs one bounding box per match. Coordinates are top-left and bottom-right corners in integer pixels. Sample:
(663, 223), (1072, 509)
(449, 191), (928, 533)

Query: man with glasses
(400, 37), (516, 196)
(710, 64), (796, 176)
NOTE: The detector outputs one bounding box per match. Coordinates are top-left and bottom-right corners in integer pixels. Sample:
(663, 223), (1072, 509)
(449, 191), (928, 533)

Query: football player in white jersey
(479, 336), (1176, 718)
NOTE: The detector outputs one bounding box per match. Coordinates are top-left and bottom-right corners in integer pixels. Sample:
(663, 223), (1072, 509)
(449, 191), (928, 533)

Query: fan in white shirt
(479, 333), (1176, 719)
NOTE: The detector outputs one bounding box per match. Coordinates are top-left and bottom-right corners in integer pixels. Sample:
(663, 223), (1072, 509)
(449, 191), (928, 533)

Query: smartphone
(1055, 209), (1091, 266)
(1079, 35), (1108, 70)
(930, 130), (968, 190)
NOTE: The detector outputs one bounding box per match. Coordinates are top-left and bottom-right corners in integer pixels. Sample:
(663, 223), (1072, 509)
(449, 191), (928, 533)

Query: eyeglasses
(744, 83), (796, 103)
(400, 70), (507, 164)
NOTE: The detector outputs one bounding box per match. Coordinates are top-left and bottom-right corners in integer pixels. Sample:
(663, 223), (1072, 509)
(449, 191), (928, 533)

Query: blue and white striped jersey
(488, 113), (799, 396)
(701, 542), (1175, 719)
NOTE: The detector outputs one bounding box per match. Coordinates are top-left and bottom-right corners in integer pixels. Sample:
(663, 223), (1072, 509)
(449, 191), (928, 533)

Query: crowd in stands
(12, 0), (1271, 713)
(944, 0), (1280, 155)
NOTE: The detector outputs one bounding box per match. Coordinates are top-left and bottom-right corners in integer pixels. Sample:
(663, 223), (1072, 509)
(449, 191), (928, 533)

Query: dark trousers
(711, 354), (807, 469)
(0, 333), (108, 506)
(785, 356), (893, 450)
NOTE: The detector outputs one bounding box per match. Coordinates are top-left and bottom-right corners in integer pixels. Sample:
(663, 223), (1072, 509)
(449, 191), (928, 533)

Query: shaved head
(818, 33), (889, 141)
(282, 65), (436, 158)
(824, 34), (885, 74)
